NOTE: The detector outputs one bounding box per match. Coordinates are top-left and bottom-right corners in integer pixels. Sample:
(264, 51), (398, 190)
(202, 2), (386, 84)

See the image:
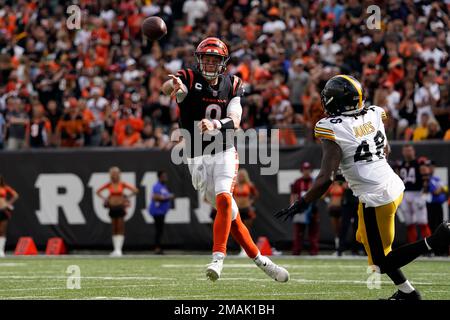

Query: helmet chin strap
(196, 55), (225, 82)
(341, 102), (366, 116)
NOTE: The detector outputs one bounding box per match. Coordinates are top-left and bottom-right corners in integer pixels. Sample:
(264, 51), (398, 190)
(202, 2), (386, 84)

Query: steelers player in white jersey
(275, 75), (450, 300)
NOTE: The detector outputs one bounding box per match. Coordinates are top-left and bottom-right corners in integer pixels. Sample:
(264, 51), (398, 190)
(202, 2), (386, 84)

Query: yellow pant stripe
(356, 194), (403, 266)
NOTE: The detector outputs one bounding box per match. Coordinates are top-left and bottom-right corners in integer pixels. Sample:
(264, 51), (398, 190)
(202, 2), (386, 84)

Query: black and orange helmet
(195, 37), (229, 81)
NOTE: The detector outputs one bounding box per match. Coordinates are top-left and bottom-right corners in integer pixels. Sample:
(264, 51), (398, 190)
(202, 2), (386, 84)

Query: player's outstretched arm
(275, 139), (342, 221)
(161, 74), (188, 102)
(303, 139), (342, 202)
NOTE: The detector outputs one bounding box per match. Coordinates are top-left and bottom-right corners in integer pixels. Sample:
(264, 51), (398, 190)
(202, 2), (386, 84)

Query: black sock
(382, 240), (429, 273)
(386, 268), (407, 285)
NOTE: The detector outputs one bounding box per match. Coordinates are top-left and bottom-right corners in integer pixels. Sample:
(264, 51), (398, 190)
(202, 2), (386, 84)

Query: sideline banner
(0, 143), (448, 250)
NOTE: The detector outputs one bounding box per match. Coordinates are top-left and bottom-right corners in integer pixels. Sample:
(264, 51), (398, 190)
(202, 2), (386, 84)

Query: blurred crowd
(0, 0), (449, 150)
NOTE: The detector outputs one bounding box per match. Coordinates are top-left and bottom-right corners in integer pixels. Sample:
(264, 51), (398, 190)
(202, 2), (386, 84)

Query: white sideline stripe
(4, 290), (448, 300)
(2, 296), (54, 299)
(199, 277), (269, 282)
(162, 264), (362, 269)
(193, 277), (435, 286)
(0, 284), (168, 293)
(6, 293), (349, 300)
(91, 296), (148, 300)
(1, 270), (447, 278)
(60, 297), (154, 300)
(1, 254), (448, 261)
(157, 292), (356, 300)
(0, 276), (175, 280)
(158, 288), (450, 300)
(290, 279), (435, 285)
(0, 263), (27, 267)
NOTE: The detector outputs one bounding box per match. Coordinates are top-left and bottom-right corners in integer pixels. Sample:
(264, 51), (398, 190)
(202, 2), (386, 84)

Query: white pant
(399, 191), (428, 225)
(188, 147), (240, 220)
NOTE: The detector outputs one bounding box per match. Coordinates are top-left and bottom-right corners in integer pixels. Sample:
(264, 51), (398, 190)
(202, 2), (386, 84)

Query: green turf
(0, 255), (448, 300)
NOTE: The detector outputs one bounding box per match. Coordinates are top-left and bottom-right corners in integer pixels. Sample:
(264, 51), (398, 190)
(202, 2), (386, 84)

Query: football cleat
(206, 259), (223, 281)
(0, 251), (5, 258)
(109, 250), (122, 257)
(255, 256), (289, 282)
(383, 290), (422, 300)
(427, 221), (450, 250)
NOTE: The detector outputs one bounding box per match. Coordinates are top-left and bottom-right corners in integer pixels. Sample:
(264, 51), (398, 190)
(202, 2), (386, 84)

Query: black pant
(338, 203), (360, 254)
(427, 203), (444, 233)
(426, 202), (448, 256)
(154, 215), (166, 247)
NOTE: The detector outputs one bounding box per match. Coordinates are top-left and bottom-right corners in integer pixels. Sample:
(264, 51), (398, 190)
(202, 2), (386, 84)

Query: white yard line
(190, 277), (435, 286)
(0, 263), (27, 267)
(3, 289), (448, 299)
(2, 254), (448, 261)
(290, 278), (435, 285)
(0, 283), (169, 293)
(161, 264), (362, 269)
(2, 296), (54, 299)
(0, 275), (175, 280)
(89, 296), (153, 300)
(157, 291), (358, 300)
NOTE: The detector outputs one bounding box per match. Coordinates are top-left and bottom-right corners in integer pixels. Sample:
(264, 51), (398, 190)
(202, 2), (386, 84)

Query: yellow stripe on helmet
(336, 75), (363, 110)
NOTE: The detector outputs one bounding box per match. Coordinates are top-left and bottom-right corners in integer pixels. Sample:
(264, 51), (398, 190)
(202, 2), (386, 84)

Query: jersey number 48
(354, 130), (386, 162)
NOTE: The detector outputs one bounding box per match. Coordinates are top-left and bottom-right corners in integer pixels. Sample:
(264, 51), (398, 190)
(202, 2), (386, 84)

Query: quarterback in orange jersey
(162, 37), (289, 282)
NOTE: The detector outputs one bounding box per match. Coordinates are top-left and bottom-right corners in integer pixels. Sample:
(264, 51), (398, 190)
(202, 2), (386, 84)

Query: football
(141, 16), (167, 41)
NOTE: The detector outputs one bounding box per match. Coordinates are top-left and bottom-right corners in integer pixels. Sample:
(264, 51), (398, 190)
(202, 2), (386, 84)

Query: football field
(0, 255), (449, 300)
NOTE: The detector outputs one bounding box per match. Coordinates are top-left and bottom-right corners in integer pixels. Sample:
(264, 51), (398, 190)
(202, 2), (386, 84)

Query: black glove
(274, 197), (309, 221)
